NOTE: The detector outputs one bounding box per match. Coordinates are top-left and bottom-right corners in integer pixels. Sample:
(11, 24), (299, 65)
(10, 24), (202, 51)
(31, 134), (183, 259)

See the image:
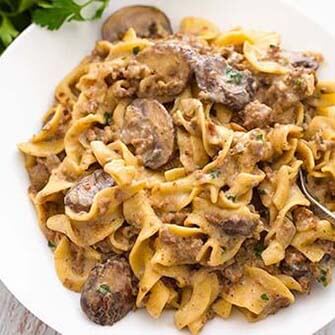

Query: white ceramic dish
(1, 0), (335, 334)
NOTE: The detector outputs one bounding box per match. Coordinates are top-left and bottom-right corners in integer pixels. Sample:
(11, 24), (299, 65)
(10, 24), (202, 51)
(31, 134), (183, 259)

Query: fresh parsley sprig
(33, 0), (109, 30)
(0, 0), (110, 54)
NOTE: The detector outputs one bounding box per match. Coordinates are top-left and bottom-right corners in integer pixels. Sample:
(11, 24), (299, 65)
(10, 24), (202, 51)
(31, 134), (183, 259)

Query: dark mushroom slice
(260, 296), (291, 317)
(27, 160), (50, 193)
(120, 98), (175, 169)
(220, 217), (256, 236)
(281, 50), (321, 71)
(136, 44), (191, 101)
(102, 5), (173, 42)
(280, 246), (313, 292)
(64, 169), (115, 213)
(159, 226), (204, 264)
(193, 54), (256, 111)
(81, 256), (137, 326)
(206, 214), (257, 236)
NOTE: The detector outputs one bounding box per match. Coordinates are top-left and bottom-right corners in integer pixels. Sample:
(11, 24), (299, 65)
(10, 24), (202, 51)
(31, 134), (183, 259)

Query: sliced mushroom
(120, 99), (175, 169)
(280, 246), (313, 292)
(102, 6), (173, 42)
(281, 50), (321, 71)
(159, 226), (204, 264)
(81, 256), (137, 325)
(64, 169), (115, 213)
(136, 44), (191, 101)
(206, 214), (256, 236)
(193, 54), (256, 111)
(260, 296), (291, 317)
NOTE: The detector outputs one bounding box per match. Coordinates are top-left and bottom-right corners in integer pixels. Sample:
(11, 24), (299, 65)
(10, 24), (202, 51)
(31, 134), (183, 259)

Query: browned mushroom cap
(120, 98), (175, 169)
(80, 256), (137, 325)
(64, 169), (114, 213)
(193, 54), (256, 111)
(136, 44), (191, 101)
(281, 50), (321, 71)
(102, 5), (173, 42)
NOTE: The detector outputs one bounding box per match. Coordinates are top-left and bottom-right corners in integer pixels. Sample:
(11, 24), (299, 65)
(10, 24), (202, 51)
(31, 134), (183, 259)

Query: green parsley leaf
(209, 170), (221, 179)
(48, 240), (56, 249)
(132, 46), (140, 55)
(318, 269), (328, 287)
(254, 242), (265, 257)
(0, 15), (19, 46)
(260, 293), (269, 301)
(294, 78), (303, 88)
(256, 133), (264, 141)
(226, 194), (236, 202)
(318, 275), (328, 287)
(225, 67), (243, 85)
(258, 188), (267, 196)
(104, 112), (112, 124)
(0, 0), (110, 54)
(97, 284), (111, 295)
(33, 0), (109, 30)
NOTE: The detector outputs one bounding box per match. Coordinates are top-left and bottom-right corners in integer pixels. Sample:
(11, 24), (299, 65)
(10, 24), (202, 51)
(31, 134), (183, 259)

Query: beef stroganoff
(18, 5), (335, 334)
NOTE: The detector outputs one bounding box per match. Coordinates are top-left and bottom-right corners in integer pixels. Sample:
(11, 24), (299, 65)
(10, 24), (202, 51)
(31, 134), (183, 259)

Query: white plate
(0, 0), (335, 334)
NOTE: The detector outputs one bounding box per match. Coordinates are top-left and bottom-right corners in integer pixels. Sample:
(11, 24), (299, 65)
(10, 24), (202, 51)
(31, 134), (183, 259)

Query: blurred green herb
(47, 240), (56, 249)
(132, 46), (140, 55)
(97, 284), (111, 295)
(260, 293), (269, 301)
(226, 194), (236, 202)
(318, 269), (328, 287)
(209, 170), (221, 179)
(254, 242), (265, 258)
(0, 0), (110, 54)
(104, 112), (112, 124)
(225, 66), (243, 85)
(256, 133), (264, 141)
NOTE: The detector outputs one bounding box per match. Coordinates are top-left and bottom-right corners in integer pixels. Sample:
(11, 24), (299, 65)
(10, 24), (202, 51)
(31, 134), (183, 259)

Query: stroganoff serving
(18, 5), (335, 334)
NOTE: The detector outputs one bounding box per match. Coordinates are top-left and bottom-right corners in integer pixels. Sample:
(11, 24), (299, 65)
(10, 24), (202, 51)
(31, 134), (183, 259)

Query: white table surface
(1, 0), (335, 334)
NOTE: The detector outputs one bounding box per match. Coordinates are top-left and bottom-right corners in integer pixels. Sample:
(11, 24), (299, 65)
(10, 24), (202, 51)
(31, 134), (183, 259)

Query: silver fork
(298, 170), (335, 225)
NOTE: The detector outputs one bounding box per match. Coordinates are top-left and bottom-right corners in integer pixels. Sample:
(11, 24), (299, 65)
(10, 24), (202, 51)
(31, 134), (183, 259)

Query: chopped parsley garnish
(225, 67), (243, 85)
(104, 112), (112, 124)
(226, 194), (236, 202)
(254, 242), (265, 257)
(260, 293), (269, 301)
(48, 241), (56, 249)
(318, 269), (328, 287)
(294, 78), (303, 88)
(256, 133), (264, 141)
(132, 46), (141, 55)
(319, 136), (324, 145)
(258, 188), (267, 195)
(209, 170), (221, 179)
(318, 275), (328, 287)
(97, 284), (111, 295)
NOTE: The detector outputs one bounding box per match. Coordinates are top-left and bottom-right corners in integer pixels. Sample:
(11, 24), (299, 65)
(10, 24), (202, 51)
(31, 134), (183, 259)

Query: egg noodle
(19, 15), (335, 334)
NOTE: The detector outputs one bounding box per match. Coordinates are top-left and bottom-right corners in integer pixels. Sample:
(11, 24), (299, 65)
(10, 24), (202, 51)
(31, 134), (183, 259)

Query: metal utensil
(298, 170), (335, 225)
